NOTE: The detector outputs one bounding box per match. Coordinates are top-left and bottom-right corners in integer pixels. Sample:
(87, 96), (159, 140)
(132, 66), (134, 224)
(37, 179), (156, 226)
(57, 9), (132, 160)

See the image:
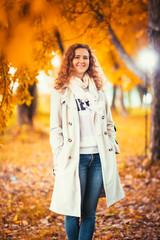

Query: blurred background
(0, 0), (159, 239)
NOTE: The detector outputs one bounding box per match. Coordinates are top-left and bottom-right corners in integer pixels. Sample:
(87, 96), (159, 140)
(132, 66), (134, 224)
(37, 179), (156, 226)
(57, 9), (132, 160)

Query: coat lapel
(60, 87), (77, 110)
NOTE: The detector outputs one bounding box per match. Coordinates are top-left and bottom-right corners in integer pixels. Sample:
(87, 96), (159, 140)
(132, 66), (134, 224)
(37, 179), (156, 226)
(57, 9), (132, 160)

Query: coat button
(68, 138), (72, 142)
(109, 148), (113, 151)
(68, 122), (72, 126)
(104, 131), (107, 135)
(68, 156), (72, 159)
(102, 115), (105, 119)
(53, 169), (56, 175)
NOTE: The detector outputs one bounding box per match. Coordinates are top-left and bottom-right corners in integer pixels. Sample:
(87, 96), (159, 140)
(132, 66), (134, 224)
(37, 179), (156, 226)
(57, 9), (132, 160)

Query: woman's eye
(74, 56), (88, 60)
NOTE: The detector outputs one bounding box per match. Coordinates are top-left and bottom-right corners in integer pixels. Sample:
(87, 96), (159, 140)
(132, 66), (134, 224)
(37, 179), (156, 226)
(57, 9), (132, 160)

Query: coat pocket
(108, 138), (120, 154)
(54, 145), (66, 172)
(106, 135), (120, 154)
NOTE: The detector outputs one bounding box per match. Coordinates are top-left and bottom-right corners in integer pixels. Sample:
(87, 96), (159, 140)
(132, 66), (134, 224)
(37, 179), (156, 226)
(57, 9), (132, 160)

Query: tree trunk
(137, 84), (147, 106)
(111, 85), (127, 115)
(148, 0), (160, 162)
(111, 85), (117, 110)
(17, 83), (37, 126)
(150, 70), (160, 162)
(119, 86), (128, 116)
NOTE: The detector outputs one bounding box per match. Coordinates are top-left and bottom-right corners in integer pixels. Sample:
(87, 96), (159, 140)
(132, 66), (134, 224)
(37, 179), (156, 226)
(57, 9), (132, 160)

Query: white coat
(50, 87), (125, 217)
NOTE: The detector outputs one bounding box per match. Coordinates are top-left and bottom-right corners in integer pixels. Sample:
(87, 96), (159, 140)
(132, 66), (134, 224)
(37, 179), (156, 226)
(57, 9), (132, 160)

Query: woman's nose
(79, 57), (84, 63)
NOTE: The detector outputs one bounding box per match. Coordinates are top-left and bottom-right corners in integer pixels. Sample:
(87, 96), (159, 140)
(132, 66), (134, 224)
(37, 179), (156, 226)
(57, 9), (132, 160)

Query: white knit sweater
(75, 95), (99, 154)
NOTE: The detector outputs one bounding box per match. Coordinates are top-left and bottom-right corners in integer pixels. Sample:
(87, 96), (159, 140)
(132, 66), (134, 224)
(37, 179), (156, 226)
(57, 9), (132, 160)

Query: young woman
(50, 43), (125, 240)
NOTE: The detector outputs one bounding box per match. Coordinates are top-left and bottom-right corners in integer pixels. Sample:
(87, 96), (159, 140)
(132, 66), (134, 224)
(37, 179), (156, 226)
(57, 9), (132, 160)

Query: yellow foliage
(0, 0), (148, 133)
(0, 1), (8, 28)
(0, 31), (7, 54)
(30, 0), (45, 15)
(6, 20), (34, 66)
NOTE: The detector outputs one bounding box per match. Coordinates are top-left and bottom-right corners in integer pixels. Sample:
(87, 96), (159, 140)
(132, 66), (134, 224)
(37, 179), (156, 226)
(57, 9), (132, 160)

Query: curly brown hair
(54, 43), (104, 90)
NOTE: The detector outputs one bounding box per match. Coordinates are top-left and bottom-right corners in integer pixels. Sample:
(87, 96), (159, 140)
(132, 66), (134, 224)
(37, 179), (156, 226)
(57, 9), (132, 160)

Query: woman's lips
(77, 65), (85, 68)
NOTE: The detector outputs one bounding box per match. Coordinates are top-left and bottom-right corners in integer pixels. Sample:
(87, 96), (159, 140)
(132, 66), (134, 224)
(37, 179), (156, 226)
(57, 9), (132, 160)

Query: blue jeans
(65, 153), (103, 240)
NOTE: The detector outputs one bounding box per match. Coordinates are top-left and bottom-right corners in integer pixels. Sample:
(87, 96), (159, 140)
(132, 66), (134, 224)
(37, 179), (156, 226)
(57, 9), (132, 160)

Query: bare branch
(63, 17), (95, 42)
(0, 61), (7, 108)
(88, 2), (146, 82)
(54, 29), (64, 54)
(108, 24), (146, 82)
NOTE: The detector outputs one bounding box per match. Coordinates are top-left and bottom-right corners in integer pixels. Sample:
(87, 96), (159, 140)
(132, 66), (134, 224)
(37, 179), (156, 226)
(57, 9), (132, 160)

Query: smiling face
(72, 48), (90, 79)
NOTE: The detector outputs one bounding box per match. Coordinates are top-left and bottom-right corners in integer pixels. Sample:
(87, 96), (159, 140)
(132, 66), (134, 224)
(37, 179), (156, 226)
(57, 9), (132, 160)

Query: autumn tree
(17, 29), (64, 126)
(0, 0), (65, 133)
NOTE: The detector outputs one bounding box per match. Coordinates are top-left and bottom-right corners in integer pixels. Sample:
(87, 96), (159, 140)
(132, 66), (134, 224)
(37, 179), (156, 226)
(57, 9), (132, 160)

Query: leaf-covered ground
(0, 108), (160, 239)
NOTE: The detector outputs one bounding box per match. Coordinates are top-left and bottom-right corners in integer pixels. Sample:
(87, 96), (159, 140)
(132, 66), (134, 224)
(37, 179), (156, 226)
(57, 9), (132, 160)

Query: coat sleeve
(50, 89), (64, 165)
(104, 91), (120, 154)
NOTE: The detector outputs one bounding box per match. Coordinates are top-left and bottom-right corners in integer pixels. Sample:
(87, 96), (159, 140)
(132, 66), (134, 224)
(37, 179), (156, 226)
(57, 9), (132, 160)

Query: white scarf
(69, 74), (104, 116)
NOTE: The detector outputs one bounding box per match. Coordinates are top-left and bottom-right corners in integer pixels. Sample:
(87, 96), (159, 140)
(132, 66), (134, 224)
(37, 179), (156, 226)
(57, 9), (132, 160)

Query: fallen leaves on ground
(0, 114), (160, 239)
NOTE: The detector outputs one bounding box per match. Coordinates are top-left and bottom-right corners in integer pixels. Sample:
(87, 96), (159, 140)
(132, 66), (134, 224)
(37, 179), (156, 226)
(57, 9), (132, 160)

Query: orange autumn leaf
(135, 214), (143, 218)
